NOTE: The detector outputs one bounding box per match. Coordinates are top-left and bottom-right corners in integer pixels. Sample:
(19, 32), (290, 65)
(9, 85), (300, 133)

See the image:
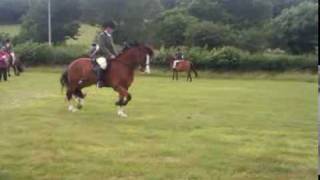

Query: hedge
(155, 46), (317, 71)
(15, 42), (88, 65)
(14, 43), (317, 71)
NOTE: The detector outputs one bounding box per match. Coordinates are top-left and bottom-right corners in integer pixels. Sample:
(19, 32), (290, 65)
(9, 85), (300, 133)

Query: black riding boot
(96, 68), (104, 88)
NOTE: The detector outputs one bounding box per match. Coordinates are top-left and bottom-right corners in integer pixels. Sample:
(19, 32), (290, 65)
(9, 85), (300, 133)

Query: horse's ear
(128, 41), (139, 47)
(144, 46), (154, 57)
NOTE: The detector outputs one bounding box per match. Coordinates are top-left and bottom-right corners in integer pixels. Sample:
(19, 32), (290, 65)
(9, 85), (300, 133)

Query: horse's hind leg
(172, 71), (175, 80)
(14, 66), (19, 76)
(0, 69), (2, 81)
(7, 68), (10, 77)
(3, 69), (7, 81)
(66, 89), (78, 112)
(74, 89), (86, 110)
(114, 86), (131, 117)
(187, 71), (192, 82)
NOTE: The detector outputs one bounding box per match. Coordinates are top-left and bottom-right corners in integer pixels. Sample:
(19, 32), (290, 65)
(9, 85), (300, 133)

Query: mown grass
(0, 69), (317, 180)
(0, 24), (96, 45)
(0, 24), (20, 37)
(66, 24), (99, 46)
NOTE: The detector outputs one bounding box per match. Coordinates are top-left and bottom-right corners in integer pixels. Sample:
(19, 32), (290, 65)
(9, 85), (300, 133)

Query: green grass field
(0, 24), (20, 37)
(66, 24), (99, 46)
(0, 69), (317, 180)
(0, 24), (96, 46)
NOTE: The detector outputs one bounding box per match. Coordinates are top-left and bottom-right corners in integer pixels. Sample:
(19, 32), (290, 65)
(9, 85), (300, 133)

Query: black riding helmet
(102, 21), (116, 29)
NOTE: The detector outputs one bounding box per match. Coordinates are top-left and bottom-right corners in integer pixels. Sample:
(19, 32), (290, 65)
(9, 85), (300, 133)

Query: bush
(155, 46), (316, 71)
(15, 42), (87, 65)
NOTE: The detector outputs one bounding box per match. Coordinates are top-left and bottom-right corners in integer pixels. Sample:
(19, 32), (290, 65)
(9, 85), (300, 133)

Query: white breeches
(173, 60), (183, 68)
(96, 57), (107, 70)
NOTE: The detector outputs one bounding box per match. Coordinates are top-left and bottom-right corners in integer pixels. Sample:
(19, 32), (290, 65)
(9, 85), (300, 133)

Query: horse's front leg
(114, 86), (132, 118)
(13, 66), (18, 76)
(7, 66), (11, 77)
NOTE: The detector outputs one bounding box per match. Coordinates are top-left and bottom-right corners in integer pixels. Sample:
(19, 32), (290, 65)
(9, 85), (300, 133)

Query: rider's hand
(110, 55), (116, 59)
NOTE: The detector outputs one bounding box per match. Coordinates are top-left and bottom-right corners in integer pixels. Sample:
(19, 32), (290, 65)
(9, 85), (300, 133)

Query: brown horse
(60, 44), (153, 117)
(167, 56), (198, 82)
(7, 55), (24, 77)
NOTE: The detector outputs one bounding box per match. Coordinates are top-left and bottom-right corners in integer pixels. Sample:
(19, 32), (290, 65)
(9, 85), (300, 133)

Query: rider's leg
(173, 60), (181, 69)
(96, 57), (107, 88)
(173, 60), (177, 69)
(96, 67), (105, 88)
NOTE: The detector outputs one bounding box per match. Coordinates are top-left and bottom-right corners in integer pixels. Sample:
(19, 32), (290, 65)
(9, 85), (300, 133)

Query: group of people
(89, 21), (185, 88)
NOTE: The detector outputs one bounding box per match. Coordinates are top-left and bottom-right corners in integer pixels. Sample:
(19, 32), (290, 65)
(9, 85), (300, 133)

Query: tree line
(0, 0), (318, 54)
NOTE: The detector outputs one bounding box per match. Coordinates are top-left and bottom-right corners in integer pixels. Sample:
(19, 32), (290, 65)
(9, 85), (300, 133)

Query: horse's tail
(190, 63), (198, 78)
(17, 65), (24, 73)
(60, 70), (69, 93)
(17, 62), (24, 73)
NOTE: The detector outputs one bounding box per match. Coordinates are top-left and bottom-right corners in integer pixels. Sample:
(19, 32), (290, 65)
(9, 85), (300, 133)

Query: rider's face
(105, 27), (114, 34)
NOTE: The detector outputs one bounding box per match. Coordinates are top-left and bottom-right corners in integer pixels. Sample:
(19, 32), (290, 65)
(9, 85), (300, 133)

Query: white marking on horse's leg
(68, 100), (78, 112)
(145, 55), (151, 74)
(79, 98), (85, 106)
(117, 106), (128, 118)
(68, 104), (77, 112)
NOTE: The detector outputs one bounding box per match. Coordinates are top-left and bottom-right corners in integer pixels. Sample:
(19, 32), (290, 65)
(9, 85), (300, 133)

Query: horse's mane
(117, 44), (154, 59)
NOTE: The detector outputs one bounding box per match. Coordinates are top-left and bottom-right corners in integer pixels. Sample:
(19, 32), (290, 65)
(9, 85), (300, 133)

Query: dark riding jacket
(95, 32), (117, 59)
(175, 52), (184, 60)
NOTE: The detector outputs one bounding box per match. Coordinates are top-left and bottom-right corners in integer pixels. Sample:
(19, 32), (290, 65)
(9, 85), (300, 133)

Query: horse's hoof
(76, 104), (83, 110)
(68, 106), (78, 112)
(117, 111), (128, 118)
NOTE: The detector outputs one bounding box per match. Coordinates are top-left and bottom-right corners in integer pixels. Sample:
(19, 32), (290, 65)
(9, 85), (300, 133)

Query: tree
(222, 0), (273, 27)
(271, 1), (318, 54)
(185, 21), (234, 48)
(270, 0), (314, 17)
(188, 0), (230, 23)
(154, 9), (198, 46)
(235, 27), (271, 52)
(0, 0), (29, 24)
(160, 0), (178, 9)
(80, 0), (163, 43)
(18, 0), (81, 44)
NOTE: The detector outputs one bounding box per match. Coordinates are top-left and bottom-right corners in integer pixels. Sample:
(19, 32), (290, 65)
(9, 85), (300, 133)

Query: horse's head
(119, 44), (154, 74)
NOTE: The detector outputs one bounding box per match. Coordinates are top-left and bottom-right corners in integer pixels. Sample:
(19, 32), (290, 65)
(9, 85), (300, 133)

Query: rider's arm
(98, 34), (113, 58)
(105, 36), (117, 56)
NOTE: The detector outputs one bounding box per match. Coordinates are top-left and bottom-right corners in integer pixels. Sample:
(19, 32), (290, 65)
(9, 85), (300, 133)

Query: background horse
(7, 55), (24, 77)
(167, 56), (198, 82)
(60, 44), (153, 117)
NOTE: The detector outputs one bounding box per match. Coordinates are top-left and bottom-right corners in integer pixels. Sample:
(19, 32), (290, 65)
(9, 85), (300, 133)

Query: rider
(3, 39), (16, 65)
(90, 21), (118, 88)
(172, 48), (184, 70)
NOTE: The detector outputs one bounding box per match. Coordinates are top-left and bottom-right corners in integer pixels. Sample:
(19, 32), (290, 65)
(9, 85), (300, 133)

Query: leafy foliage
(185, 21), (234, 48)
(18, 0), (81, 44)
(0, 0), (29, 24)
(155, 46), (316, 71)
(270, 1), (318, 54)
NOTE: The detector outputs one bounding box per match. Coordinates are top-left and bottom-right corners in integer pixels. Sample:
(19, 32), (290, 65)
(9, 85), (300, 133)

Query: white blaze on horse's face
(145, 54), (151, 74)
